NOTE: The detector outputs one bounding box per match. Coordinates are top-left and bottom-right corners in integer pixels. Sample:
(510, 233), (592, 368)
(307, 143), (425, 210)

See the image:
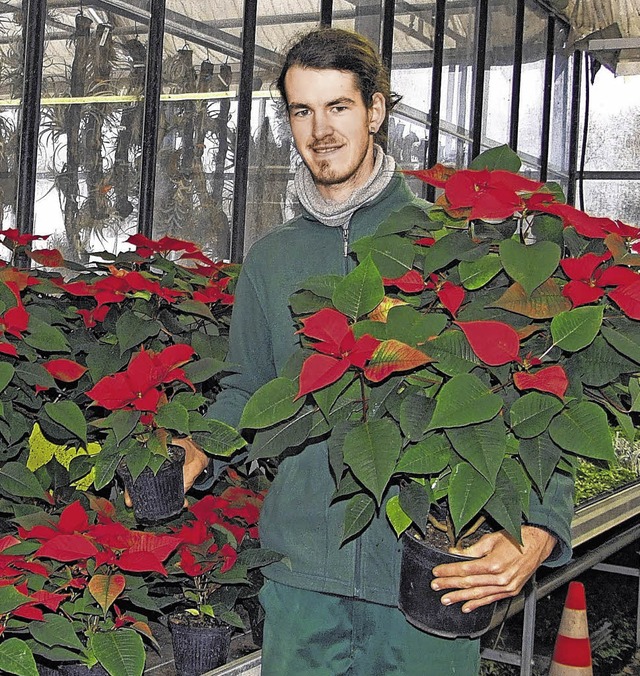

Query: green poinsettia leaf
(248, 409), (313, 461)
(299, 274), (343, 299)
(183, 357), (227, 384)
(0, 462), (46, 500)
(427, 374), (503, 430)
(342, 493), (376, 543)
(343, 419), (402, 505)
(569, 335), (637, 386)
(446, 417), (506, 485)
(193, 420), (247, 458)
(398, 480), (432, 534)
(399, 392), (434, 441)
(395, 434), (451, 475)
(386, 494), (413, 537)
(385, 306), (448, 346)
(601, 323), (640, 365)
(448, 462), (493, 537)
(115, 313), (161, 355)
(484, 459), (529, 543)
(424, 330), (479, 376)
(509, 392), (564, 439)
(423, 231), (477, 275)
(44, 401), (87, 445)
(469, 144), (521, 171)
(548, 402), (614, 461)
(375, 203), (432, 236)
(458, 254), (503, 290)
(0, 585), (31, 614)
(239, 378), (302, 430)
(550, 306), (603, 352)
(0, 638), (37, 676)
(0, 361), (15, 394)
(351, 234), (416, 279)
(24, 315), (69, 353)
(518, 432), (563, 494)
(499, 239), (561, 296)
(91, 628), (145, 676)
(29, 614), (85, 650)
(332, 255), (384, 320)
(155, 402), (190, 434)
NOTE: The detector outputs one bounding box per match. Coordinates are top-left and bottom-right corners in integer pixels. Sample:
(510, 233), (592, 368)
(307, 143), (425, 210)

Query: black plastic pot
(169, 615), (233, 676)
(398, 529), (496, 639)
(36, 659), (58, 676)
(58, 664), (108, 676)
(117, 445), (185, 523)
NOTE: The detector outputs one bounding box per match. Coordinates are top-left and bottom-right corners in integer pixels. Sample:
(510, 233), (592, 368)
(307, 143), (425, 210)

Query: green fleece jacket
(208, 172), (575, 607)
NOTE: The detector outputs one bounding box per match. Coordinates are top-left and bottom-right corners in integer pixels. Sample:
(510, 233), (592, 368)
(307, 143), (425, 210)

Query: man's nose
(312, 112), (332, 139)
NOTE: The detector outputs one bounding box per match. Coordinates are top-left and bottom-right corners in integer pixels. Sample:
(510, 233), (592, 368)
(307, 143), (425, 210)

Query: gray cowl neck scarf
(294, 144), (397, 230)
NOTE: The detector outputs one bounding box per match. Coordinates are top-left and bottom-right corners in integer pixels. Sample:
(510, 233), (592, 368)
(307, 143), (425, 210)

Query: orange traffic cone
(549, 581), (592, 675)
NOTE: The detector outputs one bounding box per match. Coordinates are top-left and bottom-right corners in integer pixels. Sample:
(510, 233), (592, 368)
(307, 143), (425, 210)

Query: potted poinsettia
(164, 471), (279, 675)
(0, 497), (181, 675)
(237, 144), (640, 638)
(0, 231), (245, 521)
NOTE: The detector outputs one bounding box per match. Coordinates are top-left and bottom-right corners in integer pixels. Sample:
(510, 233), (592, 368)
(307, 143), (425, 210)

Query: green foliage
(238, 144), (637, 550)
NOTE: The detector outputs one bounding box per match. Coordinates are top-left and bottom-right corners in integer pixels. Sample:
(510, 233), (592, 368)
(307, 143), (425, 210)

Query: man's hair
(276, 28), (401, 144)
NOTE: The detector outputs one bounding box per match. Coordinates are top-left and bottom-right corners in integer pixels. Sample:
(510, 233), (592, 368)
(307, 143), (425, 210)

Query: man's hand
(124, 437), (210, 508)
(430, 526), (557, 613)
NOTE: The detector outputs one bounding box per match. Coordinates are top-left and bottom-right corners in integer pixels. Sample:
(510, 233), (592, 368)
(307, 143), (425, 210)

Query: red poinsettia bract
(127, 234), (199, 258)
(456, 321), (521, 366)
(19, 501), (99, 562)
(86, 344), (196, 413)
(513, 365), (569, 399)
(296, 308), (380, 398)
(560, 252), (638, 307)
(43, 358), (87, 383)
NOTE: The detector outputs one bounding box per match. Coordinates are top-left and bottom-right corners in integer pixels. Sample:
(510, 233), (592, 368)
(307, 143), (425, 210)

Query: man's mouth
(311, 145), (342, 154)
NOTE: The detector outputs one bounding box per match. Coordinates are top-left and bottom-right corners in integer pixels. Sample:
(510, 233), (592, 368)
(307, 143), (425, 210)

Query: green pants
(259, 580), (480, 675)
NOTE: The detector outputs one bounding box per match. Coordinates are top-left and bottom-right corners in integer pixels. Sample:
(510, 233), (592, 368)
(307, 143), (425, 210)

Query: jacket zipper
(340, 219), (363, 598)
(342, 223), (349, 260)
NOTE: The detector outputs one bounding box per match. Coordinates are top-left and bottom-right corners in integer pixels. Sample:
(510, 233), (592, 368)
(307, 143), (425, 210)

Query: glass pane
(547, 22), (573, 190)
(581, 66), (640, 173)
(438, 1), (475, 167)
(481, 0), (515, 151)
(389, 0), (434, 173)
(518, 0), (547, 171)
(31, 4), (150, 261)
(242, 1), (321, 253)
(580, 179), (640, 225)
(332, 0), (383, 47)
(154, 0), (245, 260)
(0, 2), (22, 259)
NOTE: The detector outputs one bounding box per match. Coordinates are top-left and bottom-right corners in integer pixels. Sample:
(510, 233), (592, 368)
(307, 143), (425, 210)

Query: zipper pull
(342, 225), (349, 258)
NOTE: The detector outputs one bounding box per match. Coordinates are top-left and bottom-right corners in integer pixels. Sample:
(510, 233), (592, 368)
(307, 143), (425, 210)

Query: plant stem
(359, 372), (368, 423)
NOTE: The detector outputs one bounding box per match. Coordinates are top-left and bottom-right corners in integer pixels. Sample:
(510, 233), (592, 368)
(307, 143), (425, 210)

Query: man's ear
(368, 92), (386, 134)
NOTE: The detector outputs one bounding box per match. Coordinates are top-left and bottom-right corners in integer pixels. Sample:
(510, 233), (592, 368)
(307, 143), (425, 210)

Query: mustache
(308, 139), (341, 150)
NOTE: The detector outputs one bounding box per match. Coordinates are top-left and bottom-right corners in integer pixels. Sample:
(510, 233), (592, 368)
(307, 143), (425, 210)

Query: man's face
(284, 66), (386, 202)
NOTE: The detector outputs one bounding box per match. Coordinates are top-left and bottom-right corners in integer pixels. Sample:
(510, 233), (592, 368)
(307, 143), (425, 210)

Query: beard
(304, 137), (372, 189)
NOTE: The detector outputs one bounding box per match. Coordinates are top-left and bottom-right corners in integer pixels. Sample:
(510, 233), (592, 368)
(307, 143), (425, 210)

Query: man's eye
(293, 109), (309, 117)
(332, 106), (347, 113)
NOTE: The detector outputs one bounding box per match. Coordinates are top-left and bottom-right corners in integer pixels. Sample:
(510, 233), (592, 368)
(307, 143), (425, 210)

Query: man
(180, 28), (574, 675)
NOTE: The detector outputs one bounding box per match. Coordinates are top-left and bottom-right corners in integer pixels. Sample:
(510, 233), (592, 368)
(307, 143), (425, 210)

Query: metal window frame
(509, 0), (525, 151)
(539, 15), (555, 182)
(138, 0), (166, 238)
(230, 0), (258, 263)
(15, 0), (46, 246)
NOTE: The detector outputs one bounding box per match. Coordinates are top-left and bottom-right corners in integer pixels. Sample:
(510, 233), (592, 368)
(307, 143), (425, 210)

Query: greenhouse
(1, 0), (640, 675)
